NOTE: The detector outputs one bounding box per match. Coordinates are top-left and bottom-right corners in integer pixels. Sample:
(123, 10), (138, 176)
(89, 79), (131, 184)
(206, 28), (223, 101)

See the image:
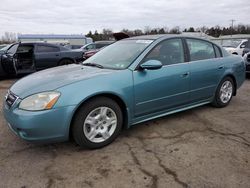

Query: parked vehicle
(242, 39), (250, 56)
(243, 52), (250, 75)
(0, 42), (84, 76)
(81, 33), (129, 59)
(0, 44), (12, 55)
(3, 35), (245, 149)
(82, 48), (101, 59)
(223, 39), (248, 56)
(81, 41), (114, 52)
(0, 44), (8, 50)
(63, 44), (83, 50)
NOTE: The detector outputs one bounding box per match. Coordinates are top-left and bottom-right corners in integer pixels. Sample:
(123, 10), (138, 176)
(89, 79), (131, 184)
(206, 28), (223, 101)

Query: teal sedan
(3, 35), (245, 149)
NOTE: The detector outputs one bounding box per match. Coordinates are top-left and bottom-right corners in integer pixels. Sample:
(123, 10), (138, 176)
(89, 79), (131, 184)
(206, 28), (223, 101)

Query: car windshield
(222, 39), (243, 48)
(82, 39), (153, 69)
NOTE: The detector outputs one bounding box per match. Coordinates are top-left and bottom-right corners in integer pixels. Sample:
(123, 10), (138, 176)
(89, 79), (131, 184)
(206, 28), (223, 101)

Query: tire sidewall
(58, 59), (73, 66)
(72, 97), (123, 149)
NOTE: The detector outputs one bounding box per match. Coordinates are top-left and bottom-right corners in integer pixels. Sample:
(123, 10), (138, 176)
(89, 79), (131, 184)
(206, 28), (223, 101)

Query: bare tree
(1, 32), (17, 43)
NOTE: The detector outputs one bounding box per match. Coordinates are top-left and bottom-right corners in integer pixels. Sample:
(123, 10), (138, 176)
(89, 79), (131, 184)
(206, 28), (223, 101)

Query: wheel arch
(58, 57), (75, 65)
(69, 92), (129, 139)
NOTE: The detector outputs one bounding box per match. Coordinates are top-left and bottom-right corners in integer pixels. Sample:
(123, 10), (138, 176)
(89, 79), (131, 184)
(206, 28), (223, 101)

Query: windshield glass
(83, 39), (153, 69)
(222, 39), (243, 48)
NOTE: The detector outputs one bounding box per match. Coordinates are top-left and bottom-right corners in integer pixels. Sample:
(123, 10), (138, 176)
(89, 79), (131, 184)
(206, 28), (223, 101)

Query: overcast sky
(0, 0), (249, 36)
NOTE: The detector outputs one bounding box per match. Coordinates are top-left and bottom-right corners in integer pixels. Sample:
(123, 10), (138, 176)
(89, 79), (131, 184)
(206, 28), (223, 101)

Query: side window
(240, 41), (247, 48)
(7, 44), (18, 54)
(96, 43), (105, 49)
(214, 45), (222, 58)
(186, 39), (215, 61)
(36, 45), (59, 53)
(144, 38), (185, 65)
(85, 44), (95, 50)
(17, 45), (34, 53)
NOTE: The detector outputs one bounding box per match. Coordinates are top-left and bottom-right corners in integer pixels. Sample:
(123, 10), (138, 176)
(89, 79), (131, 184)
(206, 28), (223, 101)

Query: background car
(3, 35), (245, 149)
(244, 52), (250, 75)
(0, 44), (12, 55)
(82, 48), (100, 59)
(223, 39), (248, 56)
(242, 39), (250, 56)
(81, 41), (114, 52)
(63, 44), (83, 50)
(0, 42), (84, 76)
(81, 33), (130, 59)
(82, 47), (108, 60)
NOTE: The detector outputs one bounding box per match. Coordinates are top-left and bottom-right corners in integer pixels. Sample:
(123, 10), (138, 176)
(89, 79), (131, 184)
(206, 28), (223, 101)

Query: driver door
(1, 43), (19, 74)
(133, 38), (190, 117)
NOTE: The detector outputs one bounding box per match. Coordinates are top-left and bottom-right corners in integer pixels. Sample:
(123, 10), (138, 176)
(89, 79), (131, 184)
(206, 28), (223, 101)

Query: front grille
(5, 91), (18, 108)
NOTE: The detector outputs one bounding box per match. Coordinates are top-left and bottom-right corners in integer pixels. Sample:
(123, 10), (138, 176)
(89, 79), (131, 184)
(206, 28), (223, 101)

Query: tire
(246, 73), (250, 79)
(211, 77), (235, 108)
(72, 97), (123, 149)
(58, 59), (74, 66)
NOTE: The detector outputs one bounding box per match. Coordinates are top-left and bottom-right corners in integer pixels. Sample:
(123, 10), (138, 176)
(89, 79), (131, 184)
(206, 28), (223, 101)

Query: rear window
(187, 39), (215, 61)
(36, 45), (59, 53)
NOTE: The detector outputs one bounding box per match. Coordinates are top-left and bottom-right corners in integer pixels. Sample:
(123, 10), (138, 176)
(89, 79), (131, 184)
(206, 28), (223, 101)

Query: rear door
(186, 38), (223, 103)
(34, 44), (61, 70)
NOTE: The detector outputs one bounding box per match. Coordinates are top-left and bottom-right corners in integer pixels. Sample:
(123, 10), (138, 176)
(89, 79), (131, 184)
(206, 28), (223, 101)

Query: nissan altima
(3, 35), (245, 149)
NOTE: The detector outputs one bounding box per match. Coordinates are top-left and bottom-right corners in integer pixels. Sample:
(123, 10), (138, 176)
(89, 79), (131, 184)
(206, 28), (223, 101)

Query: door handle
(55, 54), (59, 57)
(218, 66), (224, 70)
(181, 72), (189, 77)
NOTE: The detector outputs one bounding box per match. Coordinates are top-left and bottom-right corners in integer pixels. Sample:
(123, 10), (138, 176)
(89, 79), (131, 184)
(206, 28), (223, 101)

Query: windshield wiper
(83, 62), (104, 69)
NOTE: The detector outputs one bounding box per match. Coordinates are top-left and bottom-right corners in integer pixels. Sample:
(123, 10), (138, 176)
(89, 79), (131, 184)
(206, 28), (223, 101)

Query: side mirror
(140, 60), (163, 70)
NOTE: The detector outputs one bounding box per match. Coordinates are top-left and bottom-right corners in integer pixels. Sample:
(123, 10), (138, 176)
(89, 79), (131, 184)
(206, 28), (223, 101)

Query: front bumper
(3, 99), (76, 143)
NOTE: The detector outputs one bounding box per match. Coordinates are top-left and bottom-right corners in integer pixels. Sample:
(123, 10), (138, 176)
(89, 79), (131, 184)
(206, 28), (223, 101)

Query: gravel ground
(0, 78), (249, 188)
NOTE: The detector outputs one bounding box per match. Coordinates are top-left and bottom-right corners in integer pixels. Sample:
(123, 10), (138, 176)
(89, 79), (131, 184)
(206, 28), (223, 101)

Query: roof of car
(19, 42), (56, 45)
(18, 34), (87, 39)
(126, 34), (215, 41)
(94, 41), (115, 44)
(127, 34), (179, 40)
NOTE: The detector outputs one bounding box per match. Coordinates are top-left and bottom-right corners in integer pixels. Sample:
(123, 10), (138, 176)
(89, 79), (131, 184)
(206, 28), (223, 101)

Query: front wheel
(212, 77), (234, 108)
(72, 97), (123, 149)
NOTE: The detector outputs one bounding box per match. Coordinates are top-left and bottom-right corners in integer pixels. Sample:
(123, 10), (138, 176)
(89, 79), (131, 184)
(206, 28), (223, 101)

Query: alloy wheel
(83, 107), (117, 143)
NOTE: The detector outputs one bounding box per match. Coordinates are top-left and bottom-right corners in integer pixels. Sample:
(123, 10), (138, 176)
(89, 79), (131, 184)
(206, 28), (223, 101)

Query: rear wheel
(212, 77), (234, 108)
(72, 97), (123, 149)
(58, 59), (74, 66)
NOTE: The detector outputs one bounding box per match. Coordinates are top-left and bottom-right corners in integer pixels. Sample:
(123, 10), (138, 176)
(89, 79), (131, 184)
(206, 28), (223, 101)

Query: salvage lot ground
(0, 78), (249, 188)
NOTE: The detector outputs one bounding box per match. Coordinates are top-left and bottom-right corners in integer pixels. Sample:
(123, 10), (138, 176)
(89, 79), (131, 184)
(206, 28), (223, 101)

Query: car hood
(10, 64), (116, 99)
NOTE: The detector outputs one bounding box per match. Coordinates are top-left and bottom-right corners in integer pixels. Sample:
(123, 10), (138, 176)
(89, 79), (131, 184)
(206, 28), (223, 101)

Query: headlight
(19, 92), (60, 111)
